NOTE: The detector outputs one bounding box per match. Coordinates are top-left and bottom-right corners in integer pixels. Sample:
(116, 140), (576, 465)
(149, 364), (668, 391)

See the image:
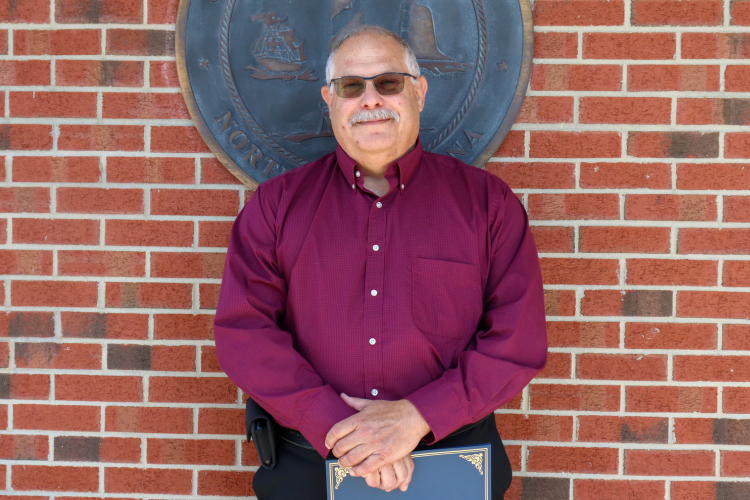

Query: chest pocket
(411, 257), (483, 338)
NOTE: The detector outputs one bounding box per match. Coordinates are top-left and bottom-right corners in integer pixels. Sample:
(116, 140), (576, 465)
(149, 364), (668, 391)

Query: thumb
(340, 392), (369, 411)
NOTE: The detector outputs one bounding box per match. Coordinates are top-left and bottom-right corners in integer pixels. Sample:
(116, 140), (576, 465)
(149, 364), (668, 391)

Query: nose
(358, 79), (385, 109)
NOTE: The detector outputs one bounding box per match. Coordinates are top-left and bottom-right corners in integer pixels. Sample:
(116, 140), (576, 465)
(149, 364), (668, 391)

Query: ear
(414, 75), (428, 112)
(321, 84), (333, 107)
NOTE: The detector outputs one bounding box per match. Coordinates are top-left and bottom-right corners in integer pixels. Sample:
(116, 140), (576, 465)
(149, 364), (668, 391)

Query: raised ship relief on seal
(246, 12), (319, 81)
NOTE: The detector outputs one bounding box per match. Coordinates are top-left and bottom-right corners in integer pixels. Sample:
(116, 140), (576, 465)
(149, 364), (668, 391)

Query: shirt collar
(336, 137), (423, 193)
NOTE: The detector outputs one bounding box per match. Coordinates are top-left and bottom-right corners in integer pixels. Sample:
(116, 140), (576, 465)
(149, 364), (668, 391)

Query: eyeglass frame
(328, 72), (419, 98)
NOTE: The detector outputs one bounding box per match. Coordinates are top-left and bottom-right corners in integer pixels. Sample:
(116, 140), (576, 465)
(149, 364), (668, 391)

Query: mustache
(348, 108), (401, 127)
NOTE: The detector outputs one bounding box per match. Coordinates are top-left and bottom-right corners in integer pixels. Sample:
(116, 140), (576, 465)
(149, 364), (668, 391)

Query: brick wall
(0, 0), (748, 498)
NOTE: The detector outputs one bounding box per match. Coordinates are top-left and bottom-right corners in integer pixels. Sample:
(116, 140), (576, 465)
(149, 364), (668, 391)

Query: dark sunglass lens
(374, 73), (405, 95)
(336, 77), (366, 97)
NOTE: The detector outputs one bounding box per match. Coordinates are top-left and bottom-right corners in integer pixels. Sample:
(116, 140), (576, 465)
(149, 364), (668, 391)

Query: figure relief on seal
(246, 12), (318, 81)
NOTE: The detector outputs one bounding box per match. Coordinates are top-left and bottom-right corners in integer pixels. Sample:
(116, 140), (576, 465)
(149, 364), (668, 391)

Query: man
(214, 25), (547, 499)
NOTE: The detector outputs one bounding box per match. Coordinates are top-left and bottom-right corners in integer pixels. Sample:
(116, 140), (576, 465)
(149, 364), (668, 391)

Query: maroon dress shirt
(214, 138), (548, 459)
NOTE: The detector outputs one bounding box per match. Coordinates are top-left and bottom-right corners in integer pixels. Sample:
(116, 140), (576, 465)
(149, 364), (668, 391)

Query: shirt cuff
(404, 378), (468, 445)
(297, 387), (359, 459)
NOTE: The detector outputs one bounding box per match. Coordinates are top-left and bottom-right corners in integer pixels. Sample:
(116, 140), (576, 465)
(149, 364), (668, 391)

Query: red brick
(675, 355), (750, 381)
(106, 282), (192, 309)
(733, 0), (750, 24)
(533, 0), (624, 25)
(105, 468), (192, 494)
(632, 0), (723, 26)
(198, 408), (244, 435)
(629, 64), (720, 91)
(529, 193), (619, 220)
(627, 194), (716, 222)
(530, 131), (621, 158)
(106, 29), (175, 56)
(528, 446), (618, 473)
(532, 64), (622, 91)
(516, 96), (573, 123)
(580, 97), (671, 124)
(0, 405), (6, 429)
(682, 33), (750, 59)
(62, 312), (148, 340)
(57, 187), (143, 215)
(59, 125), (144, 152)
(148, 0), (179, 23)
(530, 226), (574, 253)
(0, 124), (53, 150)
(724, 324), (750, 350)
(150, 61), (180, 87)
(59, 251), (145, 277)
(56, 375), (142, 402)
(0, 30), (6, 54)
(625, 322), (717, 349)
(724, 387), (750, 413)
(201, 157), (244, 184)
(151, 126), (211, 153)
(107, 156), (195, 184)
(678, 291), (750, 319)
(678, 98), (750, 125)
(103, 93), (189, 120)
(0, 373), (49, 399)
(14, 30), (101, 56)
(151, 252), (225, 279)
(0, 342), (7, 368)
(584, 33), (676, 59)
(531, 384), (619, 412)
(56, 60), (143, 87)
(627, 259), (717, 287)
(149, 376), (237, 404)
(0, 0), (50, 23)
(486, 162), (575, 189)
(548, 321), (619, 348)
(12, 281), (98, 307)
(722, 452), (750, 477)
(0, 61), (51, 86)
(625, 450), (715, 476)
(99, 437), (142, 463)
(582, 289), (673, 317)
(12, 465), (98, 492)
(626, 386), (717, 412)
(151, 345), (196, 372)
(680, 228), (750, 255)
(495, 414), (573, 441)
(14, 156), (100, 183)
(15, 342), (101, 369)
(723, 260), (750, 287)
(0, 187), (49, 213)
(577, 354), (667, 381)
(148, 438), (235, 465)
(580, 162), (670, 189)
(105, 406), (193, 433)
(56, 0), (142, 23)
(198, 470), (254, 496)
(489, 132), (522, 159)
(10, 92), (96, 119)
(200, 283), (221, 309)
(0, 250), (53, 275)
(15, 404), (100, 431)
(575, 480), (665, 500)
(154, 314), (214, 340)
(725, 196), (750, 223)
(540, 258), (619, 285)
(725, 133), (750, 158)
(673, 418), (714, 444)
(200, 345), (222, 372)
(671, 482), (726, 500)
(106, 219), (193, 247)
(628, 131), (719, 158)
(544, 289), (576, 316)
(151, 189), (239, 216)
(578, 416), (668, 443)
(582, 226), (671, 253)
(0, 311), (54, 338)
(538, 352), (571, 378)
(726, 65), (750, 91)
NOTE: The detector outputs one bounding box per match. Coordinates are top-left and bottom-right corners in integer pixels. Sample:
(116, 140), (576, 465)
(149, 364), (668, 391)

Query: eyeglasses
(330, 72), (417, 98)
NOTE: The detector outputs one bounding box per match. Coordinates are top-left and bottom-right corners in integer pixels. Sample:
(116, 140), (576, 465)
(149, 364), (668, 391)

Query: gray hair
(325, 25), (421, 85)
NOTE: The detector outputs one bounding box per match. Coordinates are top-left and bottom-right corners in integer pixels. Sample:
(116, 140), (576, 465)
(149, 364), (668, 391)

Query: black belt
(277, 413), (493, 451)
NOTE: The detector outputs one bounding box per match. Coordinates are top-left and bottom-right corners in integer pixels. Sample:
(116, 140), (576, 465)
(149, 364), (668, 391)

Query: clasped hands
(325, 393), (431, 492)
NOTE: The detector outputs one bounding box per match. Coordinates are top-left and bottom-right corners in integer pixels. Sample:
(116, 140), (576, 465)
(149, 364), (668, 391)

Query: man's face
(321, 34), (428, 161)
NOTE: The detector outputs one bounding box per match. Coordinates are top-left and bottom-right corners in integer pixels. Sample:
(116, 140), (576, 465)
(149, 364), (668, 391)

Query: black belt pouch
(245, 397), (277, 469)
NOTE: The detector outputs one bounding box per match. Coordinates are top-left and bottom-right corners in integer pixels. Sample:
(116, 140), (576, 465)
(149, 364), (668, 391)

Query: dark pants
(252, 415), (512, 499)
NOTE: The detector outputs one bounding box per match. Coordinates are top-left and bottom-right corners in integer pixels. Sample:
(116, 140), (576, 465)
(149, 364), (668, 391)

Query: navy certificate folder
(325, 444), (491, 499)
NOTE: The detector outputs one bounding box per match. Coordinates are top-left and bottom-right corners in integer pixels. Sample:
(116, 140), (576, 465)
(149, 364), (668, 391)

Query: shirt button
(370, 289), (377, 297)
(401, 184), (405, 189)
(372, 244), (379, 251)
(369, 338), (376, 345)
(376, 202), (382, 208)
(351, 183), (355, 189)
(371, 389), (378, 396)
(355, 171), (361, 177)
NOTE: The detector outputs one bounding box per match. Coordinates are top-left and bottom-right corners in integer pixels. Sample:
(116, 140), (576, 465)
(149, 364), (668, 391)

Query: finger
(338, 443), (374, 469)
(378, 464), (397, 492)
(364, 471), (380, 489)
(340, 393), (369, 411)
(391, 458), (409, 491)
(400, 456), (415, 491)
(350, 452), (388, 477)
(325, 416), (359, 450)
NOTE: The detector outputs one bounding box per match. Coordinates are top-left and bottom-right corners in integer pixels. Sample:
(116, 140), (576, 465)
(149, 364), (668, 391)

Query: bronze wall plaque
(176, 0), (533, 189)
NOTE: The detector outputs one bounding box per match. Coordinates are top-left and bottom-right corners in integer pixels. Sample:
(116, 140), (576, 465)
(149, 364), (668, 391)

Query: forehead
(333, 34), (408, 77)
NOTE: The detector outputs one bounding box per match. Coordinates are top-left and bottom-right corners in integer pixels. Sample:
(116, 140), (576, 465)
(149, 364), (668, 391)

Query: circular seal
(176, 0), (533, 189)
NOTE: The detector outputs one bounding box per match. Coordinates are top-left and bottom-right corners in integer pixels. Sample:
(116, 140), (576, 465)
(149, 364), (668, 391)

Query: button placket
(362, 197), (387, 399)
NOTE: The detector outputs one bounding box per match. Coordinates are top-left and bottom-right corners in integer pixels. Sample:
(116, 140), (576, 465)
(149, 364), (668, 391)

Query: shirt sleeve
(404, 180), (548, 444)
(213, 184), (358, 459)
